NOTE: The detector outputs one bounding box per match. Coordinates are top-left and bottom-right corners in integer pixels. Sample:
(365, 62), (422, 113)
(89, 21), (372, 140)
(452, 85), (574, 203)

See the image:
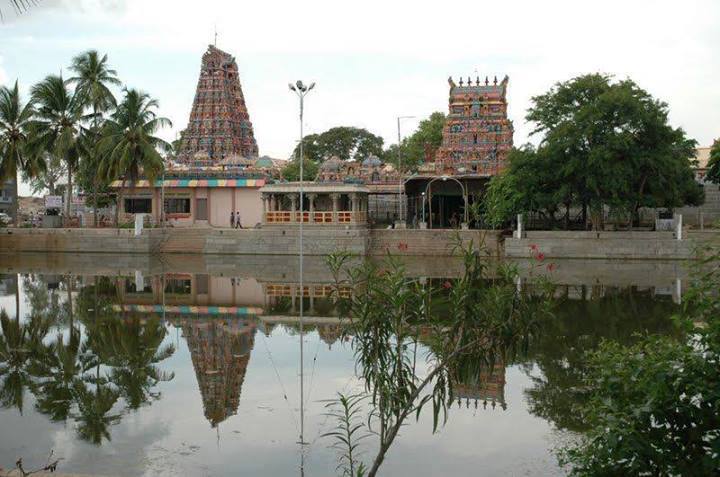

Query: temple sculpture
(433, 75), (514, 176)
(178, 45), (259, 166)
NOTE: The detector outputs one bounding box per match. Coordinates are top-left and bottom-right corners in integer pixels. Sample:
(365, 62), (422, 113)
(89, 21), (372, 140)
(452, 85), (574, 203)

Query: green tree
(386, 112), (446, 171)
(97, 88), (171, 225)
(707, 139), (720, 184)
(281, 156), (319, 182)
(0, 81), (42, 225)
(292, 126), (385, 163)
(69, 50), (121, 227)
(28, 74), (84, 218)
(21, 152), (65, 196)
(513, 74), (701, 229)
(559, 246), (720, 476)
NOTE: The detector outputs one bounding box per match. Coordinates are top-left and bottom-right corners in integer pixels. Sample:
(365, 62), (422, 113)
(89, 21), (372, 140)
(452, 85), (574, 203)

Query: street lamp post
(288, 80), (314, 465)
(396, 115), (415, 227)
(421, 191), (426, 229)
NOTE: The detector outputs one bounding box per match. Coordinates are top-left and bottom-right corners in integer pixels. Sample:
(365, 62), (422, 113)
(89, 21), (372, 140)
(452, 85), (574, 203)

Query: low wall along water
(0, 227), (716, 259)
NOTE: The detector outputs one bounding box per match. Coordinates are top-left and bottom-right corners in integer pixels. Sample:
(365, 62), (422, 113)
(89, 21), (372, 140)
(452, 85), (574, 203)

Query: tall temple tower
(434, 75), (514, 175)
(178, 45), (259, 165)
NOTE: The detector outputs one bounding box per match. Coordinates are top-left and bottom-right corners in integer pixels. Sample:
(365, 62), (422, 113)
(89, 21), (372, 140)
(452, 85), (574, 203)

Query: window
(196, 274), (209, 294)
(196, 198), (208, 220)
(124, 198), (152, 214)
(164, 198), (191, 214)
(165, 278), (191, 295)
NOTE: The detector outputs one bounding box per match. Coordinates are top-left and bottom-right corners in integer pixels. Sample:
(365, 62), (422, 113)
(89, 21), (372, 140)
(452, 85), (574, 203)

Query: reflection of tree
(0, 276), (176, 446)
(73, 381), (121, 445)
(33, 327), (90, 421)
(22, 275), (68, 329)
(522, 287), (679, 432)
(101, 316), (175, 409)
(0, 310), (51, 413)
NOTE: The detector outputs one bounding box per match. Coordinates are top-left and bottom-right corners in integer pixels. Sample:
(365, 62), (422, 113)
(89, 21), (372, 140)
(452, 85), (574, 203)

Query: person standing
(230, 210), (235, 228)
(235, 210), (242, 229)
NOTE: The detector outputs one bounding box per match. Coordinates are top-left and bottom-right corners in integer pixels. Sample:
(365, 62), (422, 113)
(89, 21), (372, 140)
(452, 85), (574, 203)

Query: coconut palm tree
(98, 89), (171, 226)
(29, 74), (84, 219)
(69, 50), (121, 227)
(0, 80), (42, 226)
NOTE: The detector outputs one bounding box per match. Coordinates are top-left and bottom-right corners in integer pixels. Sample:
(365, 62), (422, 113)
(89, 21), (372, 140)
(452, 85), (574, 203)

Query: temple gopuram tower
(178, 45), (259, 166)
(434, 75), (514, 175)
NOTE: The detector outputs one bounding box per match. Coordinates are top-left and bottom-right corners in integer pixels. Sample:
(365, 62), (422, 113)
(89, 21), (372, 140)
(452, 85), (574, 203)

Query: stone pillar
(331, 193), (340, 223)
(261, 194), (267, 213)
(307, 193), (316, 213)
(350, 193), (358, 212)
(290, 194), (298, 222)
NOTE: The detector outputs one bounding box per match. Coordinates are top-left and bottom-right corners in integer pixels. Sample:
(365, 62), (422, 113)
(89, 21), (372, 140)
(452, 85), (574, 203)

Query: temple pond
(0, 254), (686, 476)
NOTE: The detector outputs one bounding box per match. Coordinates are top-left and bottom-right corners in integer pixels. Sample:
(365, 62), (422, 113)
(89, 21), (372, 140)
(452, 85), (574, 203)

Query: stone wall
(369, 229), (502, 257)
(505, 230), (719, 260)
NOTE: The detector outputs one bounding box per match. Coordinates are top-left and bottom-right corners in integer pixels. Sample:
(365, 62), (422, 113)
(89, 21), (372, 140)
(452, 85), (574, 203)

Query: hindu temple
(178, 45), (259, 166)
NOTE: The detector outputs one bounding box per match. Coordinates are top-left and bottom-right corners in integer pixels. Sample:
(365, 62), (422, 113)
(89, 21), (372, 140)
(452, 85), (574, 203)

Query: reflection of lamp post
(288, 80), (314, 462)
(396, 115), (415, 226)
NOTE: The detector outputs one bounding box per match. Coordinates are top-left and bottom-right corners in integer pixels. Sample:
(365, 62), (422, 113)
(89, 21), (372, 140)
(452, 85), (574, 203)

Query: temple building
(433, 75), (513, 175)
(178, 45), (259, 165)
(405, 74), (515, 228)
(111, 45), (279, 227)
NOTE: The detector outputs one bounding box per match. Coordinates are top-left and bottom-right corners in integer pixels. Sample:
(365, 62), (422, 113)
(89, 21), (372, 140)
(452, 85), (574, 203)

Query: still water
(0, 253), (685, 476)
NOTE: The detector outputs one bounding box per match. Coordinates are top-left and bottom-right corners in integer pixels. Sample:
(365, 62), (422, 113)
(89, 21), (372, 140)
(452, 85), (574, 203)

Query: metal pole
(299, 91), (305, 454)
(397, 117), (402, 223)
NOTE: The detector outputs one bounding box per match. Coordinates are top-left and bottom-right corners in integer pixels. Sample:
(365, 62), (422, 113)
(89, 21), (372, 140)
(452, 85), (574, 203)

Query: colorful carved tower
(177, 317), (256, 428)
(435, 75), (513, 175)
(178, 45), (259, 166)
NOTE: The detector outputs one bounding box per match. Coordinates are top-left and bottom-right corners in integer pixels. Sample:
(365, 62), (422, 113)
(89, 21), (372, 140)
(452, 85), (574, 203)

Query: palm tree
(69, 50), (121, 227)
(29, 75), (84, 219)
(0, 80), (42, 226)
(98, 89), (171, 226)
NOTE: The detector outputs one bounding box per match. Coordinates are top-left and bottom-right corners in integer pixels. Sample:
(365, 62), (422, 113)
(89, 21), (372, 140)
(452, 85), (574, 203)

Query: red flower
(536, 253), (545, 261)
(529, 244), (537, 251)
(443, 280), (452, 289)
(397, 242), (409, 251)
(546, 263), (556, 272)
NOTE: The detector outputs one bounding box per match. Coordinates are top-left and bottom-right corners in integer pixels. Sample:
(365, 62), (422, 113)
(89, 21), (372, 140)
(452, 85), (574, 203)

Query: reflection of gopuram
(174, 317), (257, 427)
(453, 359), (506, 411)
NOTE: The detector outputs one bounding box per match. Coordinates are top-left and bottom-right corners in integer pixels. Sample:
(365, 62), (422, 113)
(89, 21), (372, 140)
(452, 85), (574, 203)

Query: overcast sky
(1, 0), (719, 195)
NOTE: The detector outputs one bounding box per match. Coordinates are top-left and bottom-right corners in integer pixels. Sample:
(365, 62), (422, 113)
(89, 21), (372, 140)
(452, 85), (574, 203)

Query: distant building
(405, 74), (515, 228)
(694, 146), (712, 181)
(433, 74), (514, 176)
(177, 45), (259, 166)
(0, 179), (15, 220)
(112, 45), (277, 227)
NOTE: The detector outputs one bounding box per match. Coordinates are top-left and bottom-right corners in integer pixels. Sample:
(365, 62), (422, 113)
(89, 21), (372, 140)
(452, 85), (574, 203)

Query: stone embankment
(505, 230), (718, 260)
(0, 227), (717, 259)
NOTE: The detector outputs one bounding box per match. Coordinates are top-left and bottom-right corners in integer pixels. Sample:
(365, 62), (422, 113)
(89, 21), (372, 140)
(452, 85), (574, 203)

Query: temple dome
(320, 156), (343, 172)
(362, 155), (382, 167)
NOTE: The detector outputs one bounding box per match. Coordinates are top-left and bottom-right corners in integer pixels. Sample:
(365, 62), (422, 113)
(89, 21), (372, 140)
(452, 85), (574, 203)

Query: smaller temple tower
(178, 45), (259, 166)
(434, 75), (514, 175)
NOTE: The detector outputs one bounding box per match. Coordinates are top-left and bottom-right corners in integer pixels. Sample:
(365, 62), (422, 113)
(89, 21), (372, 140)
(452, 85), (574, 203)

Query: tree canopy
(386, 111), (445, 171)
(484, 74), (703, 229)
(292, 126), (384, 163)
(281, 156), (318, 182)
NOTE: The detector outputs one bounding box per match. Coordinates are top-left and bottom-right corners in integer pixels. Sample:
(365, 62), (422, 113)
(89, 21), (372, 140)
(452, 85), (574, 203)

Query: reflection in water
(172, 317), (256, 428)
(0, 255), (686, 476)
